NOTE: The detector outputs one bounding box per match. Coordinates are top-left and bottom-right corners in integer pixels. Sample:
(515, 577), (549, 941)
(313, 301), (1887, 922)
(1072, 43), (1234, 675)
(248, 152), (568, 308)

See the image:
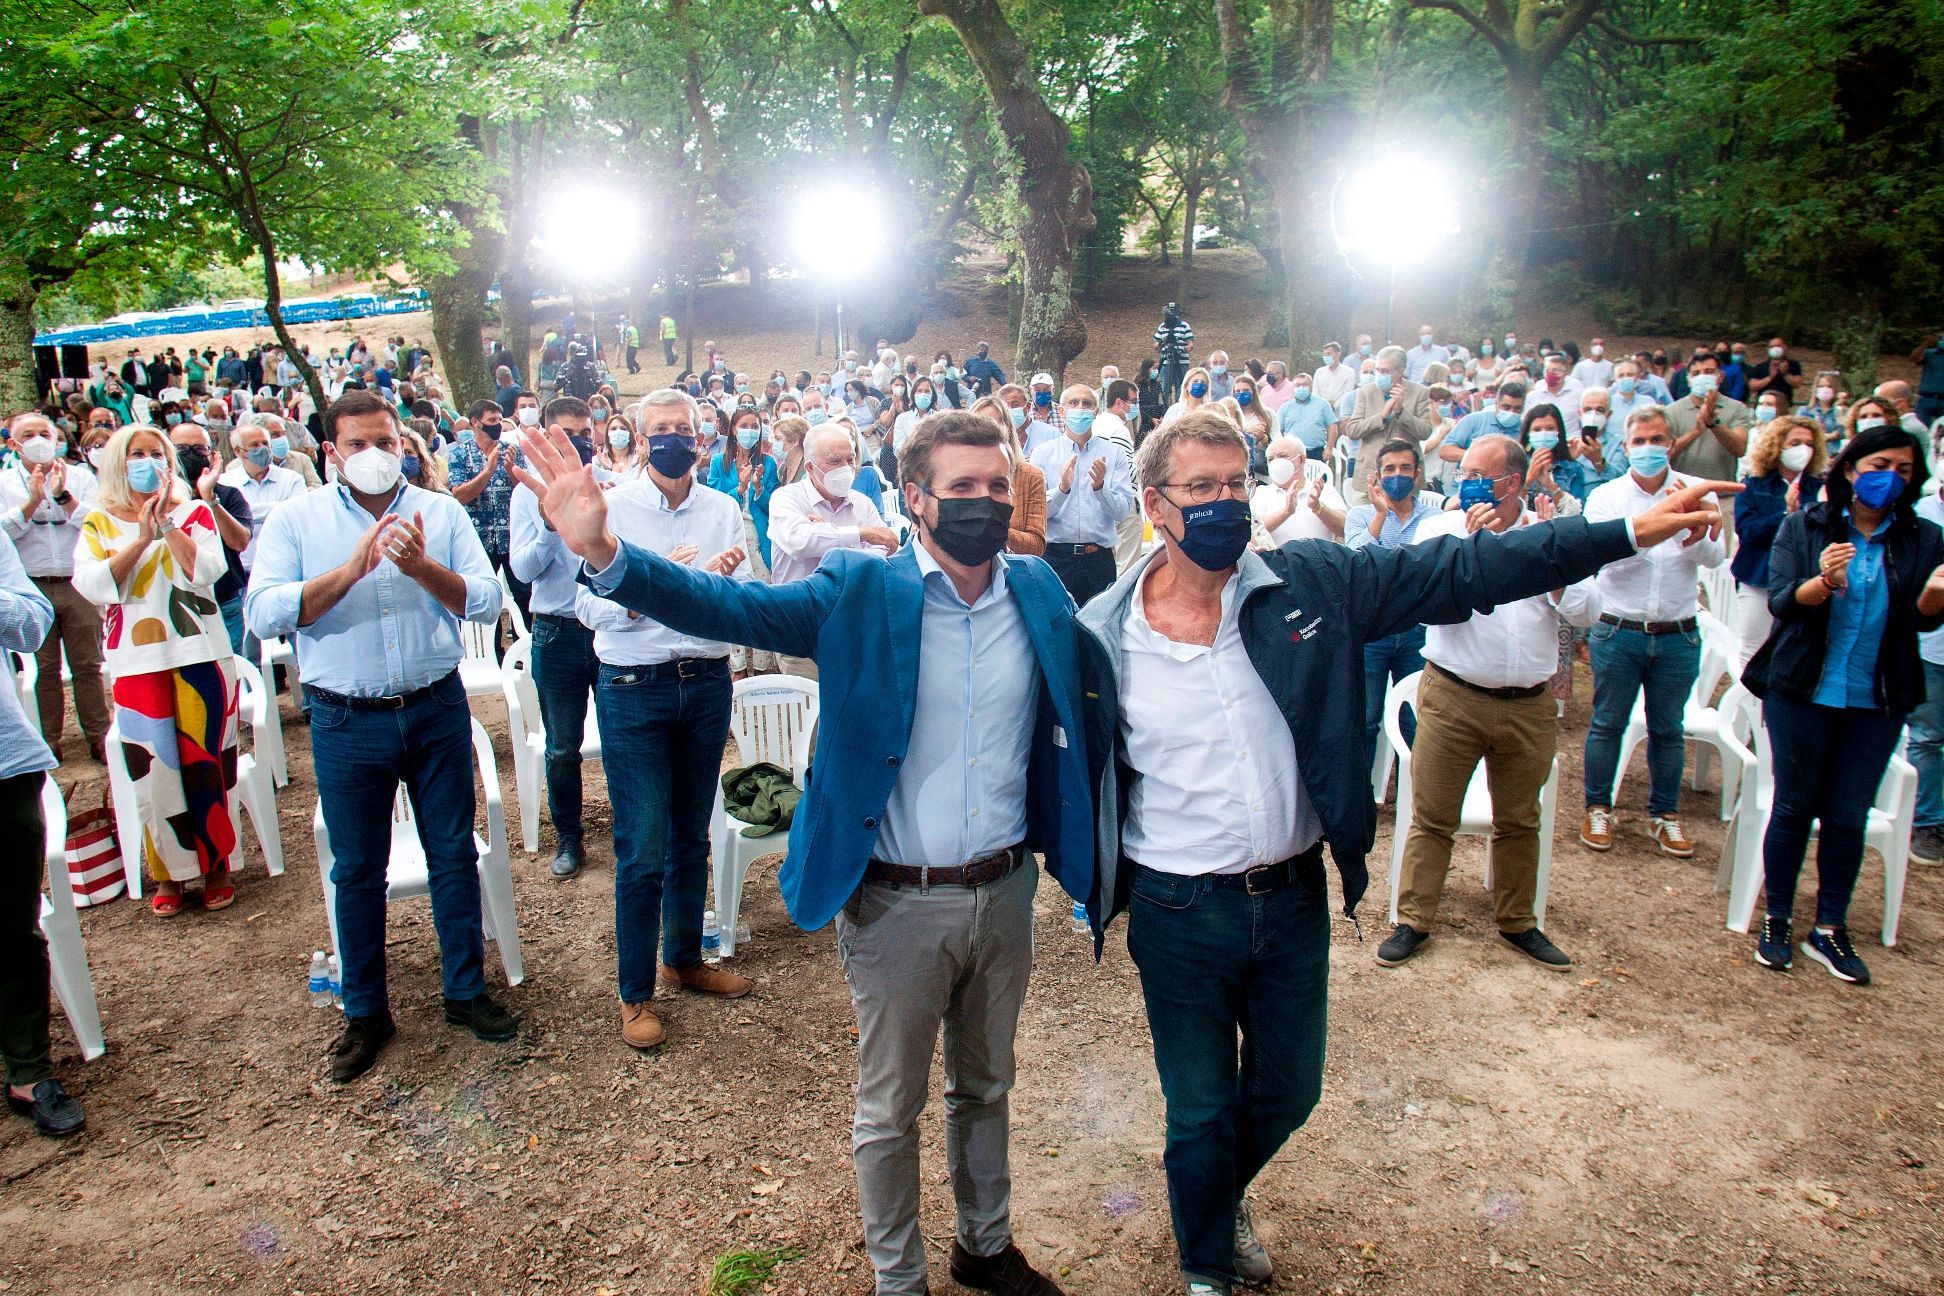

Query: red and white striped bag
(64, 791), (124, 907)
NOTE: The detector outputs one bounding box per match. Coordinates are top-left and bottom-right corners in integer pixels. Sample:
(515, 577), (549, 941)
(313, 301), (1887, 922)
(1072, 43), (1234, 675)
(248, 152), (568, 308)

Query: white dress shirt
(1311, 360), (1357, 407)
(1093, 409), (1136, 458)
(1582, 471), (1724, 621)
(1413, 509), (1603, 687)
(219, 461), (307, 571)
(573, 479), (746, 663)
(873, 545), (1038, 867)
(1524, 374), (1587, 437)
(1251, 470), (1344, 546)
(1119, 560), (1321, 873)
(508, 483), (582, 618)
(766, 477), (887, 585)
(0, 462), (97, 577)
(1571, 357), (1615, 389)
(1032, 431), (1136, 546)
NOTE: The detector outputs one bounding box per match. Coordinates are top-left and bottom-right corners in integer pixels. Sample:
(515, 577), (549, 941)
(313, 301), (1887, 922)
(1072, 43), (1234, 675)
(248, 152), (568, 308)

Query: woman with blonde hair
(772, 413), (810, 485)
(971, 395), (1046, 554)
(1731, 413), (1829, 669)
(401, 422), (450, 493)
(1160, 364), (1213, 427)
(1229, 372), (1274, 479)
(73, 425), (239, 916)
(1797, 370), (1844, 438)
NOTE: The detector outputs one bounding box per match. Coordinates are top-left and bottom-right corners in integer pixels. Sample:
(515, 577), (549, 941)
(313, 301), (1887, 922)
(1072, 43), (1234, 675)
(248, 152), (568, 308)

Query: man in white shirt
(1404, 325), (1450, 383)
(1571, 338), (1615, 390)
(1524, 353), (1586, 439)
(1096, 380), (1144, 570)
(1030, 385), (1136, 607)
(1251, 436), (1345, 544)
(1311, 342), (1357, 408)
(1580, 404), (1725, 859)
(574, 394), (752, 1051)
(0, 413), (107, 758)
(767, 420), (898, 677)
(1381, 434), (1601, 972)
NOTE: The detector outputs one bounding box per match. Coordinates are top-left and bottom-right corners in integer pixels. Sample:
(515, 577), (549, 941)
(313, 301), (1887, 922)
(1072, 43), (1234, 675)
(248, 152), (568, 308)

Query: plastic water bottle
(307, 951), (331, 1007)
(1070, 901), (1090, 935)
(701, 910), (722, 965)
(735, 918), (751, 948)
(326, 954), (343, 1008)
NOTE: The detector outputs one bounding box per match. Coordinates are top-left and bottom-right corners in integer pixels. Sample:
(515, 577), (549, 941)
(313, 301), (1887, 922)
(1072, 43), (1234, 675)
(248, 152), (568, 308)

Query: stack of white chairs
(499, 571), (529, 643)
(1715, 685), (1914, 945)
(1381, 672), (1562, 930)
(105, 655), (287, 899)
(1609, 609), (1745, 820)
(500, 637), (603, 853)
(710, 676), (820, 958)
(457, 616), (506, 704)
(312, 717), (525, 986)
(40, 778), (106, 1061)
(255, 633), (293, 786)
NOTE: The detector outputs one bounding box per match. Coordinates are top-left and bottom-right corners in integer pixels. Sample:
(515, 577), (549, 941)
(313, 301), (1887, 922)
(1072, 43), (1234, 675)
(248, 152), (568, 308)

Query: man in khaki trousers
(1377, 434), (1600, 972)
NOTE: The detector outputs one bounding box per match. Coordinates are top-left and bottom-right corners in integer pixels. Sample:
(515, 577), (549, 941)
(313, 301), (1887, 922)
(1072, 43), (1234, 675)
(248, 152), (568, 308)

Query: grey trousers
(835, 862), (1037, 1295)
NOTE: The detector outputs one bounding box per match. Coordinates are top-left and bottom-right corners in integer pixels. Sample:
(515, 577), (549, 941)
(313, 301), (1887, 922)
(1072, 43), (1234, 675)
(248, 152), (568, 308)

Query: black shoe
(1911, 826), (1944, 866)
(6, 1079), (85, 1137)
(1754, 915), (1793, 971)
(1376, 923), (1429, 967)
(949, 1242), (1065, 1296)
(1501, 927), (1572, 971)
(329, 1013), (397, 1084)
(549, 840), (583, 880)
(444, 993), (520, 1042)
(1802, 926), (1871, 985)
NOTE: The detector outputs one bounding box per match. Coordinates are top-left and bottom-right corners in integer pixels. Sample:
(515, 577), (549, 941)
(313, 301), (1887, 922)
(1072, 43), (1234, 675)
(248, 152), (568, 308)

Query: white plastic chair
(501, 637), (602, 853)
(106, 665), (286, 900)
(1717, 686), (1913, 946)
(9, 651), (39, 740)
(312, 717), (525, 986)
(710, 676), (820, 958)
(456, 617), (505, 703)
(499, 570), (530, 643)
(1382, 671), (1561, 931)
(40, 778), (106, 1061)
(1609, 610), (1744, 820)
(1370, 728), (1394, 805)
(255, 633), (293, 787)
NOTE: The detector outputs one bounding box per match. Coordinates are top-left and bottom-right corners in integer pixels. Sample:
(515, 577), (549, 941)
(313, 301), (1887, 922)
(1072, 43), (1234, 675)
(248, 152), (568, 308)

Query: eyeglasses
(1456, 470), (1503, 484)
(1162, 476), (1250, 504)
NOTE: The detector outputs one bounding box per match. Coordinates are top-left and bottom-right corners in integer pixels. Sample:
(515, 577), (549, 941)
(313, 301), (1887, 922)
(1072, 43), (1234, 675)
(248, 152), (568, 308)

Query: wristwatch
(51, 491), (72, 506)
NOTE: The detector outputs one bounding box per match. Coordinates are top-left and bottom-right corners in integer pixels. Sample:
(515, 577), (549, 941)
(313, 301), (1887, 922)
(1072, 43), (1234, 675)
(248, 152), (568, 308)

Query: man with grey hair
(766, 418), (897, 678)
(1206, 349), (1234, 402)
(1074, 408), (1735, 1295)
(1381, 433), (1602, 972)
(1257, 359), (1293, 414)
(1344, 345), (1433, 503)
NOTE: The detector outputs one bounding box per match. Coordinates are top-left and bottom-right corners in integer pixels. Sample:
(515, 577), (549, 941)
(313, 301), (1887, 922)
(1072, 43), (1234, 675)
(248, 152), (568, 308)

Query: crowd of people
(3, 317), (1943, 1296)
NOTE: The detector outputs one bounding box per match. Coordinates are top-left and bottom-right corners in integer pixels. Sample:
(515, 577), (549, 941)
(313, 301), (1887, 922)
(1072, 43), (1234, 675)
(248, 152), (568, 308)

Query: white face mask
(1581, 410), (1608, 430)
(340, 446), (402, 495)
(1268, 457), (1298, 486)
(17, 436), (59, 466)
(86, 447), (107, 469)
(820, 465), (856, 497)
(517, 406), (540, 427)
(1816, 386), (1835, 402)
(1779, 444), (1813, 473)
(607, 427), (632, 451)
(1591, 345), (1604, 357)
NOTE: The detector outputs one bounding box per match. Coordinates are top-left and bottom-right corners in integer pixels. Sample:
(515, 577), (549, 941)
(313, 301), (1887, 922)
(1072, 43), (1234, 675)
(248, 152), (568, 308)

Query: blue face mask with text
(1169, 497), (1252, 571)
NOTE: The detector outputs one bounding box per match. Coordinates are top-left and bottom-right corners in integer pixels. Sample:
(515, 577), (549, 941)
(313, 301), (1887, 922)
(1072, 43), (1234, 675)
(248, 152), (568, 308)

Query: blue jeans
(219, 593), (245, 655)
(1362, 625), (1425, 761)
(1125, 858), (1330, 1288)
(1584, 622), (1699, 814)
(308, 673), (485, 1020)
(1906, 660), (1944, 829)
(530, 615), (599, 845)
(1761, 693), (1906, 927)
(594, 658), (732, 1004)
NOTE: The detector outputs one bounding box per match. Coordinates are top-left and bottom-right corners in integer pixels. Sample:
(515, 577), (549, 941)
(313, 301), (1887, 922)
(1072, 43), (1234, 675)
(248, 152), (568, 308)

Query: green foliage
(704, 1246), (803, 1296)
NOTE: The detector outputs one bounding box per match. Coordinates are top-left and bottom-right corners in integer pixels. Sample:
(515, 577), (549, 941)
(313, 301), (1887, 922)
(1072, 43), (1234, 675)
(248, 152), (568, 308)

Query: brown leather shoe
(620, 1000), (665, 1051)
(949, 1241), (1064, 1296)
(661, 963), (752, 998)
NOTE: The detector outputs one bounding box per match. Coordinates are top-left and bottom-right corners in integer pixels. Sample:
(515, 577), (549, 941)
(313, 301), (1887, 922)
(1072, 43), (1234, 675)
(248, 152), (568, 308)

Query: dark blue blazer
(590, 543), (1094, 931)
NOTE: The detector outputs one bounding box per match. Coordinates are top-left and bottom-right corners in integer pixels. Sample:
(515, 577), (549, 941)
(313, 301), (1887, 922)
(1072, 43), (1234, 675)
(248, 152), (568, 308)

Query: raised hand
(1532, 490), (1556, 522)
(1529, 446), (1553, 484)
(667, 543), (700, 566)
(136, 494), (166, 544)
(384, 511), (435, 580)
(1089, 456), (1107, 490)
(705, 546), (747, 576)
(24, 466), (47, 511)
(1820, 541), (1856, 592)
(510, 428), (618, 569)
(1630, 478), (1744, 549)
(1366, 471), (1389, 514)
(1060, 452), (1078, 494)
(347, 515), (396, 578)
(197, 453), (221, 501)
(1304, 475), (1324, 510)
(1462, 502), (1496, 534)
(1785, 478), (1801, 512)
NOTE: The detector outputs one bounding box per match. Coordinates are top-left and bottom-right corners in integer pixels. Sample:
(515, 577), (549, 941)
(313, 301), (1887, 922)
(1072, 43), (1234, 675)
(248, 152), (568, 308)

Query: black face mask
(478, 420), (501, 440)
(176, 447), (210, 482)
(924, 493), (1013, 566)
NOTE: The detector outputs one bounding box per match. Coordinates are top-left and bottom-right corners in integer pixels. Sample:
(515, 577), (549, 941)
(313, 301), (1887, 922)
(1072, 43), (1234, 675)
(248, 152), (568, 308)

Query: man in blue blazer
(515, 408), (1086, 1296)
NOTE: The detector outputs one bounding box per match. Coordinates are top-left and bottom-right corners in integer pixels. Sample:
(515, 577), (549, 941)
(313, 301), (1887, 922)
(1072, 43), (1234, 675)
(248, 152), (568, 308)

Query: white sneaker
(1187, 1284), (1230, 1296)
(1233, 1199), (1273, 1284)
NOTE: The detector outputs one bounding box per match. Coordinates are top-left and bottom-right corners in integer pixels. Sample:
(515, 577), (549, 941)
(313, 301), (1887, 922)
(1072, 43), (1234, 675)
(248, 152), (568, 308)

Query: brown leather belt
(1430, 662), (1548, 701)
(865, 844), (1024, 892)
(1052, 543), (1102, 555)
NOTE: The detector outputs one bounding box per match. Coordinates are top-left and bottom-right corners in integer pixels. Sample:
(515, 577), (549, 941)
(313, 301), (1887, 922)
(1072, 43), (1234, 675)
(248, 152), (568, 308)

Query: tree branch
(1590, 17), (1704, 48)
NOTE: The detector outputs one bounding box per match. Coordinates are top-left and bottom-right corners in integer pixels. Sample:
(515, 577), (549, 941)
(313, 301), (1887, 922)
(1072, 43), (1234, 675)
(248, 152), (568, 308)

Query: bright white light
(1336, 157), (1462, 269)
(535, 185), (642, 278)
(795, 187), (883, 281)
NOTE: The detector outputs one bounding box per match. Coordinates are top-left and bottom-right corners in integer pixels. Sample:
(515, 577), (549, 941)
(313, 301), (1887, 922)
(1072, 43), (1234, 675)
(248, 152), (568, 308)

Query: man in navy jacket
(515, 410), (1084, 1296)
(1075, 410), (1734, 1294)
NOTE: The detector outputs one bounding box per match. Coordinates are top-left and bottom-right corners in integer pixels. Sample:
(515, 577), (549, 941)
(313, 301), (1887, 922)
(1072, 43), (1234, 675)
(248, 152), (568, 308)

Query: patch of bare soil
(3, 657), (1940, 1295)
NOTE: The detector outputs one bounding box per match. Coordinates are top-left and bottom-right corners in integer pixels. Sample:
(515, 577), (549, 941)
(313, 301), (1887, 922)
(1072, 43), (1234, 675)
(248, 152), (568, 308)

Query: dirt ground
(8, 259), (1940, 1294)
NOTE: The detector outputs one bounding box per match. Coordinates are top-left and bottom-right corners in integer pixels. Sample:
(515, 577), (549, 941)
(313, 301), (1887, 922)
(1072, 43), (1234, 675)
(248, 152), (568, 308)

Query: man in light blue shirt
(245, 390), (514, 1085)
(1437, 382), (1528, 466)
(1274, 373), (1339, 460)
(0, 532), (83, 1137)
(1032, 384), (1137, 607)
(1404, 326), (1450, 382)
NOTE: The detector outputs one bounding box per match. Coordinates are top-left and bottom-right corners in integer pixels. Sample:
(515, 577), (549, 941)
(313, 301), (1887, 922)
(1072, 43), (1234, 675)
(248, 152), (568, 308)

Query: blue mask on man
(1380, 474), (1415, 502)
(1494, 409), (1521, 430)
(1628, 445), (1670, 477)
(647, 433), (698, 479)
(1168, 497), (1251, 571)
(1458, 476), (1501, 510)
(1374, 371), (1394, 392)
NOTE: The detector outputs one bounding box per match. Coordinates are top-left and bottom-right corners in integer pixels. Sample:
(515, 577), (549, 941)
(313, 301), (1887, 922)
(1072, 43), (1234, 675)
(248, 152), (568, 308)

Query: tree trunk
(918, 0), (1093, 382)
(424, 202), (504, 408)
(1268, 167), (1326, 368)
(1501, 66), (1547, 271)
(1175, 173), (1201, 305)
(242, 218), (325, 414)
(0, 256), (41, 414)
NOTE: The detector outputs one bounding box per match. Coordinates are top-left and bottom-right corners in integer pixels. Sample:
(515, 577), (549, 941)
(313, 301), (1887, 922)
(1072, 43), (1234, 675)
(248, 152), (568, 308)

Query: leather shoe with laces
(1375, 923), (1429, 967)
(7, 1079), (85, 1136)
(329, 1013), (397, 1084)
(1501, 927), (1572, 970)
(550, 840), (583, 879)
(620, 1000), (665, 1051)
(949, 1241), (1066, 1296)
(443, 993), (520, 1042)
(661, 962), (752, 998)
